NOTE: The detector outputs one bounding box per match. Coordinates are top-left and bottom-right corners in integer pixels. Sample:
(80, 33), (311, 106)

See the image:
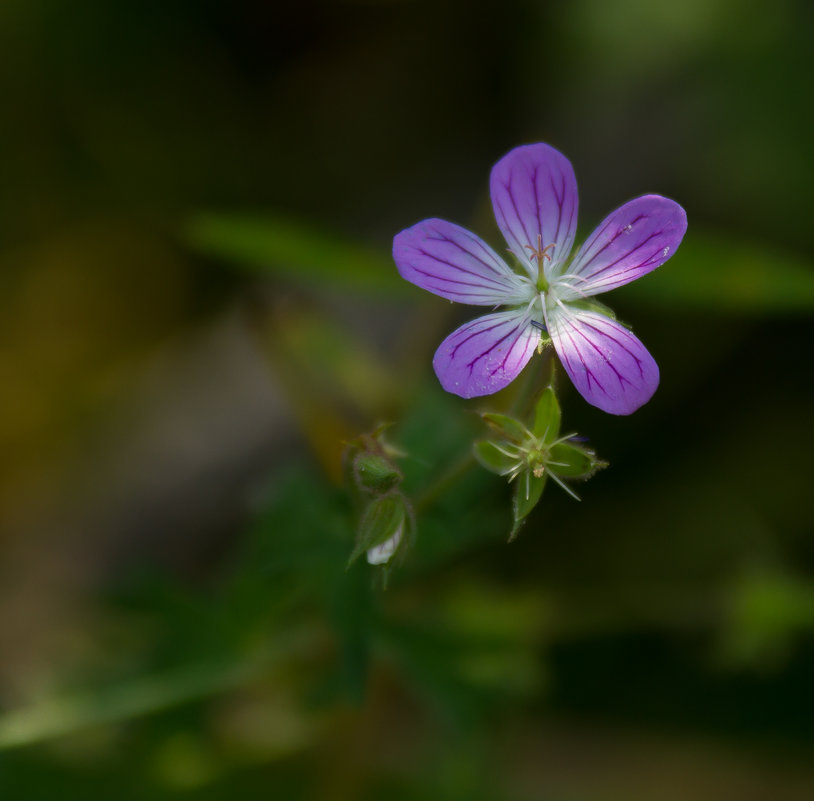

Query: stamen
(553, 274), (591, 300)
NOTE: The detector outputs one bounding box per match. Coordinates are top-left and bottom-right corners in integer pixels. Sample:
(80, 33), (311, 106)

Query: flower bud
(348, 493), (410, 567)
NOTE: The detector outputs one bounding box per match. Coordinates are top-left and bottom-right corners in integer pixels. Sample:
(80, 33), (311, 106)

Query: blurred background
(1, 0), (813, 798)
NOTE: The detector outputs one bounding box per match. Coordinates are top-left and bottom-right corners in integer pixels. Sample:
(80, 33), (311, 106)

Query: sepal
(532, 386), (561, 444)
(473, 440), (516, 475)
(510, 472), (547, 541)
(480, 412), (531, 443)
(548, 442), (607, 479)
(473, 385), (607, 540)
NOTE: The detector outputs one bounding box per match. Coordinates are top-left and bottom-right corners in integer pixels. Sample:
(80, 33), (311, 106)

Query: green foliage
(187, 215), (814, 316)
(622, 230), (814, 314)
(185, 214), (404, 295)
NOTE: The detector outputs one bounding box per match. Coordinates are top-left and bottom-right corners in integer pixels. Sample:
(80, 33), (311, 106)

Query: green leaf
(348, 494), (407, 566)
(481, 412), (530, 444)
(184, 213), (405, 295)
(532, 386), (561, 443)
(510, 472), (547, 541)
(473, 440), (517, 475)
(548, 442), (605, 479)
(621, 230), (814, 314)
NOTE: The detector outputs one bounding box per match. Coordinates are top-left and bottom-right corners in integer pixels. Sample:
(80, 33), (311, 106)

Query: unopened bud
(348, 493), (409, 567)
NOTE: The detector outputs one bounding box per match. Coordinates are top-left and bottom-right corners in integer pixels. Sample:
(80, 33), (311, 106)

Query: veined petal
(559, 195), (687, 300)
(545, 304), (658, 415)
(433, 310), (540, 398)
(393, 218), (530, 306)
(490, 143), (578, 281)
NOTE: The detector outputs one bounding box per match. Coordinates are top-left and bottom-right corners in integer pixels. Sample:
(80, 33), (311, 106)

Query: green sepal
(348, 493), (407, 566)
(473, 440), (517, 475)
(532, 386), (561, 444)
(480, 412), (529, 444)
(548, 442), (607, 479)
(353, 452), (402, 494)
(509, 472), (547, 541)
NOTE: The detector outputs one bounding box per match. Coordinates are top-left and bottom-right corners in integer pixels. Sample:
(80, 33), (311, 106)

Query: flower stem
(510, 348), (553, 420)
(414, 450), (476, 513)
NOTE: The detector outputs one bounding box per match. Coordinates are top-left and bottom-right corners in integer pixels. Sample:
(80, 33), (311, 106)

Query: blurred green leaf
(0, 629), (318, 752)
(252, 304), (398, 480)
(185, 213), (405, 294)
(719, 572), (814, 669)
(621, 230), (814, 313)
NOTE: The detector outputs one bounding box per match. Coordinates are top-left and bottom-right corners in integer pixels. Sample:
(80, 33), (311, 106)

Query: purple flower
(393, 143), (687, 415)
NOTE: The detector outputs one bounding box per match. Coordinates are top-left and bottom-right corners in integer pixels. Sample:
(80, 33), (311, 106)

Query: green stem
(510, 348), (553, 420)
(414, 450), (476, 513)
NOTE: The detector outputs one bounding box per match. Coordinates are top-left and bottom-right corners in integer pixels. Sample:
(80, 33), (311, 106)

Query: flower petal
(433, 310), (540, 398)
(367, 524), (403, 565)
(393, 218), (530, 306)
(490, 143), (578, 280)
(559, 195), (687, 300)
(545, 304), (659, 415)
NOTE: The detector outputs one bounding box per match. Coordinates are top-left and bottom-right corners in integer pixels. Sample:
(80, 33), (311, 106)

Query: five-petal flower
(393, 143), (687, 415)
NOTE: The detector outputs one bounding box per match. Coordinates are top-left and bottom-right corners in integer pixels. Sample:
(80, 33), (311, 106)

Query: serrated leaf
(532, 386), (561, 444)
(510, 472), (547, 541)
(472, 440), (517, 475)
(481, 412), (529, 444)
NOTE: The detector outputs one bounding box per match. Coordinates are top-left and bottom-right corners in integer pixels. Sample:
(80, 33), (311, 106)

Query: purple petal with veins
(393, 218), (529, 306)
(545, 305), (659, 415)
(433, 310), (540, 398)
(560, 195), (687, 300)
(489, 143), (578, 280)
